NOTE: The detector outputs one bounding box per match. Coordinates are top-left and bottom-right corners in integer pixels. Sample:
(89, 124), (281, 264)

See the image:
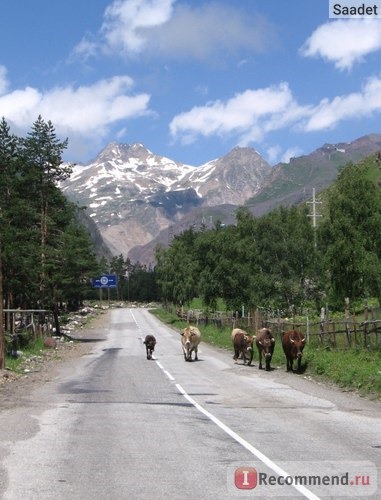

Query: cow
(282, 329), (305, 372)
(181, 325), (201, 361)
(232, 331), (255, 365)
(231, 327), (247, 341)
(143, 334), (156, 360)
(256, 327), (275, 371)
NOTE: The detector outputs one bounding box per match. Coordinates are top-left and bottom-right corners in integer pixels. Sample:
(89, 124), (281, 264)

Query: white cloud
(0, 74), (151, 159)
(280, 147), (303, 164)
(71, 34), (99, 61)
(266, 145), (281, 164)
(169, 83), (308, 144)
(300, 19), (381, 70)
(170, 75), (381, 147)
(305, 76), (381, 130)
(74, 0), (276, 61)
(100, 0), (175, 54)
(266, 145), (303, 165)
(149, 3), (275, 60)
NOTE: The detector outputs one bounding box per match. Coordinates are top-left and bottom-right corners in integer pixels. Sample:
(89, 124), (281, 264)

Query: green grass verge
(150, 308), (381, 400)
(5, 337), (47, 372)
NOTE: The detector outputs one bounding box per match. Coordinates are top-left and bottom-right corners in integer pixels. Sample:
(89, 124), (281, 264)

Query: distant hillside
(244, 134), (381, 216)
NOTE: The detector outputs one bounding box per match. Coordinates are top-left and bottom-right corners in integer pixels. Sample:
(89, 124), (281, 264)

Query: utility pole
(307, 188), (322, 247)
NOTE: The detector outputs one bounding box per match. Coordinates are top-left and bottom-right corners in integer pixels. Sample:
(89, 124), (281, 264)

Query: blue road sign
(92, 274), (118, 288)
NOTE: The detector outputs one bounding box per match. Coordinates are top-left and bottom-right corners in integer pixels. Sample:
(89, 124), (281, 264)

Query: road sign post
(91, 275), (118, 305)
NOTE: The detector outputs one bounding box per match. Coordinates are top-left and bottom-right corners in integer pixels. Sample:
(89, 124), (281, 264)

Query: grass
(151, 307), (381, 400)
(305, 348), (381, 396)
(5, 337), (48, 372)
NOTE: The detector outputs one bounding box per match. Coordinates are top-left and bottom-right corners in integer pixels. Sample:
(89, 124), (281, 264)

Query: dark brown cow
(143, 334), (156, 360)
(256, 327), (275, 371)
(181, 325), (201, 361)
(282, 330), (305, 372)
(232, 331), (255, 365)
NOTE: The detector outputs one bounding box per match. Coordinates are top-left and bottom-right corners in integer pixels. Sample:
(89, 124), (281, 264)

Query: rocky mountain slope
(60, 143), (271, 258)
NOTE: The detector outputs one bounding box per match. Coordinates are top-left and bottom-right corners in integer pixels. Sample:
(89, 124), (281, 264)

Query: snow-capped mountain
(60, 142), (271, 257)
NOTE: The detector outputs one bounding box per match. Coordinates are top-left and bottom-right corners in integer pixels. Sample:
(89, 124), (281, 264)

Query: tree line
(155, 155), (381, 314)
(0, 116), (101, 311)
(0, 117), (161, 313)
(0, 117), (162, 367)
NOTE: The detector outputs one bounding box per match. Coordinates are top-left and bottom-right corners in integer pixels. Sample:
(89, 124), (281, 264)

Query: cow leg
(258, 349), (263, 369)
(297, 356), (301, 372)
(247, 349), (254, 366)
(288, 357), (294, 372)
(242, 351), (247, 365)
(194, 347), (198, 361)
(265, 358), (271, 371)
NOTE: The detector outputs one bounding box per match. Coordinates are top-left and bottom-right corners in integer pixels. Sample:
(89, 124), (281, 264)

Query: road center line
(175, 380), (321, 500)
(155, 361), (175, 381)
(149, 324), (320, 499)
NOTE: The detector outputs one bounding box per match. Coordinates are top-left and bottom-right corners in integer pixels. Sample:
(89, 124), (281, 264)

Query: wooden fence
(3, 309), (54, 355)
(174, 304), (381, 350)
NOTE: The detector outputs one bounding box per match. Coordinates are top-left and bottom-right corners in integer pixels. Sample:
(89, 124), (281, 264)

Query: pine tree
(19, 116), (72, 306)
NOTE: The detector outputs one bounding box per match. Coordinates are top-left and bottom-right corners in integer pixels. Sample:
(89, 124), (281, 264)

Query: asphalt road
(0, 308), (380, 499)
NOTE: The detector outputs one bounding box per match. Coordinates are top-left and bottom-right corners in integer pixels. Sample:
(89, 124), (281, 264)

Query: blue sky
(1, 0), (381, 166)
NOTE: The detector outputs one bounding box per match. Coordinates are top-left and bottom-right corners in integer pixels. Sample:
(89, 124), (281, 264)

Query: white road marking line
(175, 382), (321, 500)
(139, 312), (320, 499)
(129, 310), (139, 327)
(155, 361), (175, 381)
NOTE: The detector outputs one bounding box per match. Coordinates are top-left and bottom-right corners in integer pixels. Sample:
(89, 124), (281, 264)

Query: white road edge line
(175, 382), (321, 500)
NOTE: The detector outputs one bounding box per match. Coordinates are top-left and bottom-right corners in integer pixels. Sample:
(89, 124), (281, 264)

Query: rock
(43, 337), (57, 349)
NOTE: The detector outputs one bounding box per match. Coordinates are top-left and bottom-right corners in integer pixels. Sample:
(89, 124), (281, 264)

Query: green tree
(254, 206), (318, 312)
(19, 116), (72, 305)
(318, 161), (381, 306)
(155, 228), (198, 306)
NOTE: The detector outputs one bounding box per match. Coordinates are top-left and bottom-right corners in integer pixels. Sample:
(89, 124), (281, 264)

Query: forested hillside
(155, 153), (381, 314)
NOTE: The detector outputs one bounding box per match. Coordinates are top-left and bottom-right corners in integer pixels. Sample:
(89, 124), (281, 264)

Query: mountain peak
(96, 142), (151, 162)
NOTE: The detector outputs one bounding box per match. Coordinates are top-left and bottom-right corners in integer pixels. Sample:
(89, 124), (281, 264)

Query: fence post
(319, 307), (325, 345)
(364, 303), (369, 348)
(344, 297), (351, 347)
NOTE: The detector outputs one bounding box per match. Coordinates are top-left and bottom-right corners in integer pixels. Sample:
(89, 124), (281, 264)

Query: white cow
(181, 325), (201, 361)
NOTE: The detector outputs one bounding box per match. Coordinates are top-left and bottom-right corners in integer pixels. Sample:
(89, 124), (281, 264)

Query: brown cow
(181, 325), (201, 361)
(231, 328), (249, 360)
(256, 327), (275, 371)
(232, 331), (255, 365)
(143, 335), (156, 360)
(282, 329), (305, 372)
(231, 328), (247, 341)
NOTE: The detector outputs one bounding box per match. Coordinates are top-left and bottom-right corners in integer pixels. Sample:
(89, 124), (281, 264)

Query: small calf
(143, 335), (156, 360)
